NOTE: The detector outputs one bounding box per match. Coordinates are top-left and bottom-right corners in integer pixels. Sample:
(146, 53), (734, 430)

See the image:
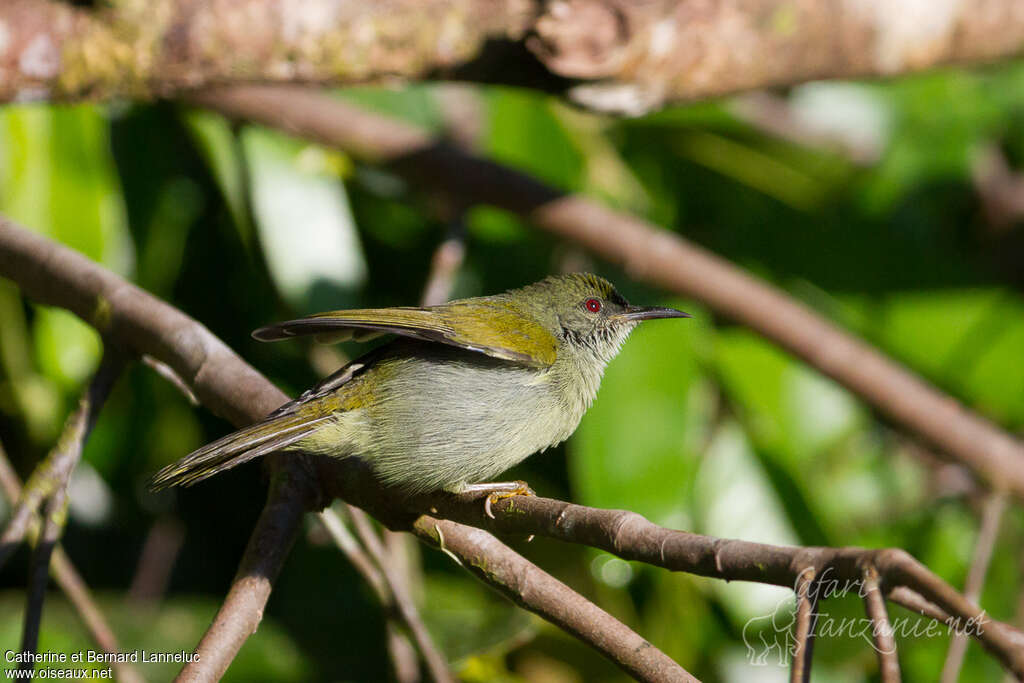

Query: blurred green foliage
(2, 61), (1024, 681)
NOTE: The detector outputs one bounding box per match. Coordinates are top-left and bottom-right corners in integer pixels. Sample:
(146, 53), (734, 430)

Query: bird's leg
(460, 480), (535, 519)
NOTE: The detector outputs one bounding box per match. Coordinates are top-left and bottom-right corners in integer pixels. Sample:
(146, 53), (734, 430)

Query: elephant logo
(742, 595), (798, 666)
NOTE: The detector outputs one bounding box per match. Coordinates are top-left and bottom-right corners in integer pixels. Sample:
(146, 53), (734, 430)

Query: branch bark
(191, 85), (1024, 501)
(413, 516), (698, 682)
(3, 0), (1024, 111)
(862, 566), (901, 683)
(423, 491), (1024, 677)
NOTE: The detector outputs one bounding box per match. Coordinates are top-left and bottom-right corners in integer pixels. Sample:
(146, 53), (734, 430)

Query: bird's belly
(358, 356), (576, 493)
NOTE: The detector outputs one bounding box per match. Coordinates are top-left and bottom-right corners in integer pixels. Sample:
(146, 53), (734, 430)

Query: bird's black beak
(614, 305), (692, 322)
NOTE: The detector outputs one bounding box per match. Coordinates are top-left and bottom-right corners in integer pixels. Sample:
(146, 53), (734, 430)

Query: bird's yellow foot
(461, 480), (536, 519)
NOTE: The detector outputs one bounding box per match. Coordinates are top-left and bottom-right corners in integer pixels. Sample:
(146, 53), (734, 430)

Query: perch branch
(422, 492), (1024, 677)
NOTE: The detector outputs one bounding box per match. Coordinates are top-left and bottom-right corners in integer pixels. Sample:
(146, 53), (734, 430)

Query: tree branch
(423, 492), (1024, 677)
(862, 566), (901, 683)
(345, 505), (454, 683)
(0, 441), (142, 683)
(3, 0), (1024, 111)
(940, 490), (1007, 683)
(17, 350), (124, 671)
(412, 516), (698, 683)
(190, 84), (1024, 500)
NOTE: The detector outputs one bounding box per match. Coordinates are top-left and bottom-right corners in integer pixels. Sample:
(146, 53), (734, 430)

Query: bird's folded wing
(252, 303), (558, 367)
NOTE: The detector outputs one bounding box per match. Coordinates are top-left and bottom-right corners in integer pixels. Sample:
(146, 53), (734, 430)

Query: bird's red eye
(585, 298), (602, 313)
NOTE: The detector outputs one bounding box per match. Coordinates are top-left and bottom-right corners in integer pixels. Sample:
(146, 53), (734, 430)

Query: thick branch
(192, 85), (1024, 500)
(0, 0), (532, 103)
(3, 0), (1024, 110)
(531, 0), (1024, 113)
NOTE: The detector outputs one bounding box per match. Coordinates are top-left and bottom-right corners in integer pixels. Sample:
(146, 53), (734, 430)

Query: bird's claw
(484, 481), (535, 519)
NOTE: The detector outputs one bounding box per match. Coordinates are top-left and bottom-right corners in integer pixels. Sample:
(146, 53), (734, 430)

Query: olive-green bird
(150, 273), (689, 497)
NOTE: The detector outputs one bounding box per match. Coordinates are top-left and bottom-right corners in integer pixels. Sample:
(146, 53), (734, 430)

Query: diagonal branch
(412, 516), (698, 683)
(0, 441), (143, 683)
(17, 350), (124, 670)
(189, 85), (1024, 499)
(940, 490), (1008, 683)
(0, 350), (124, 571)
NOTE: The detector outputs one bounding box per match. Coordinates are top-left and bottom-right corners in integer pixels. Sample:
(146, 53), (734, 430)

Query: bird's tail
(149, 411), (333, 490)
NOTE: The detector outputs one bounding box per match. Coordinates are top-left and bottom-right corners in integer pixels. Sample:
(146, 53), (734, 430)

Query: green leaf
(714, 329), (861, 465)
(0, 594), (311, 682)
(0, 105), (132, 275)
(484, 89), (583, 190)
(421, 573), (535, 664)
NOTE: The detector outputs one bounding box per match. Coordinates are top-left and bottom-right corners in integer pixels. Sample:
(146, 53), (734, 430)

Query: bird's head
(506, 273), (690, 365)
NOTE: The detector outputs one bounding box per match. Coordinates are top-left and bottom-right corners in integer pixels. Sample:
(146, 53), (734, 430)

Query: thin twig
(143, 354), (199, 405)
(0, 440), (143, 683)
(319, 508), (424, 683)
(20, 486), (69, 672)
(0, 352), (124, 571)
(941, 490), (1008, 683)
(128, 516), (186, 603)
(319, 507), (389, 600)
(413, 516), (697, 683)
(790, 568), (818, 683)
(420, 237), (466, 308)
(863, 565), (901, 683)
(347, 506), (454, 683)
